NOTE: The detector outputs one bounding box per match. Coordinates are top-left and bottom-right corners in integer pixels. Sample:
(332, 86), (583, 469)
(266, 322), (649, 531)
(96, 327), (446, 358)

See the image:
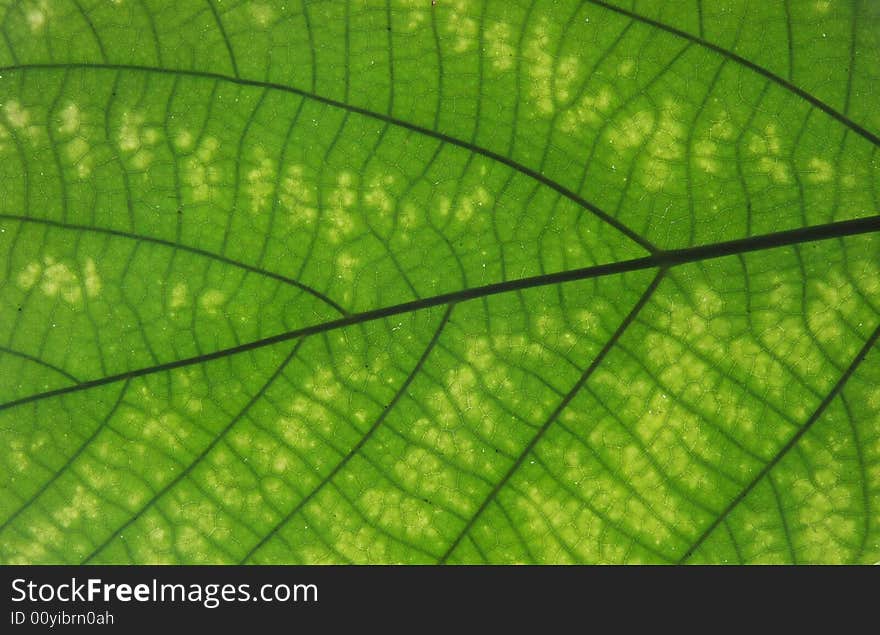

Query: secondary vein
(0, 61), (657, 255)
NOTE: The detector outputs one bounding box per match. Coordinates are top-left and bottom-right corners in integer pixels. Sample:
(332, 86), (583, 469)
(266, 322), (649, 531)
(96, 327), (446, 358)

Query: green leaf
(0, 0), (878, 564)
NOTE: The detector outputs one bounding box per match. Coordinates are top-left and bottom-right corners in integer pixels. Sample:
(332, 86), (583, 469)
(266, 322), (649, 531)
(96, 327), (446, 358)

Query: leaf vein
(679, 320), (880, 562)
(438, 269), (665, 562)
(1, 215), (876, 415)
(0, 61), (656, 254)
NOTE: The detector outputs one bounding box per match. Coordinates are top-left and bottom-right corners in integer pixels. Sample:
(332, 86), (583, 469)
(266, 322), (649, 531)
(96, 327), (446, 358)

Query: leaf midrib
(2, 213), (877, 415)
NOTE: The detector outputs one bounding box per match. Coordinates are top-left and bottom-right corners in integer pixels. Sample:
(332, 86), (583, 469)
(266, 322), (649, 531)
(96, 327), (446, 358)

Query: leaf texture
(0, 0), (878, 564)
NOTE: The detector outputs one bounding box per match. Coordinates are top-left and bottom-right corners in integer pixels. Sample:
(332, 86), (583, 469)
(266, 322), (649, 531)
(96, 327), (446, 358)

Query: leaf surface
(0, 0), (878, 564)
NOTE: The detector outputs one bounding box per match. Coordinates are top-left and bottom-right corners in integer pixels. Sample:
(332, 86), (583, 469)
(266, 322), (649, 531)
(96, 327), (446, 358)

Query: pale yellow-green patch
(118, 111), (162, 170)
(174, 130), (194, 151)
(118, 112), (147, 150)
(786, 466), (856, 562)
(278, 411), (320, 451)
(694, 139), (721, 174)
(245, 149), (276, 213)
(693, 283), (724, 317)
(463, 336), (495, 372)
(7, 439), (30, 474)
(395, 0), (427, 32)
(40, 257), (82, 303)
(170, 282), (189, 309)
(304, 368), (343, 404)
(25, 0), (48, 33)
(807, 305), (843, 345)
(490, 332), (547, 363)
(392, 447), (443, 493)
(867, 387), (880, 410)
(435, 195), (452, 219)
(320, 514), (397, 563)
(65, 137), (92, 178)
(397, 202), (421, 238)
(525, 17), (580, 116)
(185, 136), (222, 201)
(453, 185), (492, 223)
(561, 84), (615, 133)
(248, 3), (275, 27)
(618, 58), (635, 77)
(860, 259), (880, 298)
(463, 337), (516, 393)
(138, 409), (188, 448)
(485, 22), (515, 71)
(3, 99), (43, 142)
(606, 110), (655, 150)
(410, 416), (471, 470)
(335, 251), (359, 280)
(362, 486), (443, 545)
(575, 309), (601, 333)
(525, 22), (555, 114)
(504, 486), (579, 562)
(3, 100), (29, 129)
(83, 258), (101, 297)
(806, 157), (834, 183)
(411, 412), (494, 486)
(5, 515), (60, 564)
(280, 164), (318, 226)
(589, 366), (725, 509)
(198, 289), (226, 315)
(58, 103), (82, 135)
(547, 391), (703, 547)
(709, 110), (736, 141)
(54, 103), (94, 177)
(185, 397), (203, 414)
(444, 363), (499, 439)
(640, 99), (687, 192)
(811, 270), (852, 309)
(727, 333), (791, 398)
(427, 377), (466, 431)
(197, 451), (255, 514)
(325, 171), (359, 243)
(759, 157), (790, 184)
(748, 123), (791, 184)
(16, 256), (101, 303)
(364, 174), (395, 214)
(52, 485), (102, 529)
(173, 368), (207, 415)
(280, 403), (332, 451)
(445, 0), (478, 53)
(555, 56), (580, 104)
(649, 100), (687, 161)
(807, 270), (862, 345)
(748, 123), (782, 155)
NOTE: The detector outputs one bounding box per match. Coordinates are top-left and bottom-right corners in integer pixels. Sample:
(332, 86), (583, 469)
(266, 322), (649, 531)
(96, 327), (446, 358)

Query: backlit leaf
(0, 0), (878, 564)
